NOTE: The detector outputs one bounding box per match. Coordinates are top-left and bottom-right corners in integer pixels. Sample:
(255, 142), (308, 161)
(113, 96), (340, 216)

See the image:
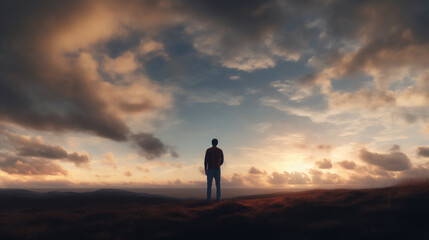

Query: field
(1, 184), (429, 239)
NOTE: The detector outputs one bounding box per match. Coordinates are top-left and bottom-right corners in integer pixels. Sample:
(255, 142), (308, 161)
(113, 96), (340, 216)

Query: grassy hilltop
(1, 183), (429, 239)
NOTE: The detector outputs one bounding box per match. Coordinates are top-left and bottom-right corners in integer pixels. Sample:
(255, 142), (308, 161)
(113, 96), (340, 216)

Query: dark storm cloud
(3, 131), (89, 167)
(131, 133), (178, 160)
(0, 154), (68, 176)
(359, 148), (411, 171)
(417, 147), (429, 157)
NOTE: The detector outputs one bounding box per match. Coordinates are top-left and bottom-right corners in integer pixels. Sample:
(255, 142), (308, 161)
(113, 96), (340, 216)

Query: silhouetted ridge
(0, 189), (178, 209)
(0, 189), (39, 198)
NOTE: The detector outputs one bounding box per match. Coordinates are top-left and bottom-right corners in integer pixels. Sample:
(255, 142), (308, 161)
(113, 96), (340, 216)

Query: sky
(1, 0), (429, 189)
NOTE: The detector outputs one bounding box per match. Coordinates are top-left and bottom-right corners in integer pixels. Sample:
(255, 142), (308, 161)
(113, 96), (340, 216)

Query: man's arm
(220, 150), (224, 166)
(204, 149), (208, 175)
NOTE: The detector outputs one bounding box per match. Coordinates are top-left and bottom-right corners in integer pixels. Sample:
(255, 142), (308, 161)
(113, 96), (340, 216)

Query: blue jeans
(207, 168), (221, 202)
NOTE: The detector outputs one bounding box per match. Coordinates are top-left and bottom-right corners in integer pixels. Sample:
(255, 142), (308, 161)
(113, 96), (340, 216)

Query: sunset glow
(1, 0), (429, 189)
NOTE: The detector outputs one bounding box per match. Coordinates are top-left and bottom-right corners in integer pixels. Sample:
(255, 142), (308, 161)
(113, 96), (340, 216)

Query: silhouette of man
(204, 138), (224, 202)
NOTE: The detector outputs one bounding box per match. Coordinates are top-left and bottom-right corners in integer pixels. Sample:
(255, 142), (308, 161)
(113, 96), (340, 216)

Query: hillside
(1, 184), (429, 239)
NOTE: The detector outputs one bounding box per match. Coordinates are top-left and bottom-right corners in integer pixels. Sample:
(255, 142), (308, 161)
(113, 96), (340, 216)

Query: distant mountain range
(0, 189), (178, 209)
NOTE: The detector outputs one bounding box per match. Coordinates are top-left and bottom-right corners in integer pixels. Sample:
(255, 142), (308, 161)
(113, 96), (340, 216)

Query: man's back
(204, 138), (223, 202)
(205, 146), (223, 169)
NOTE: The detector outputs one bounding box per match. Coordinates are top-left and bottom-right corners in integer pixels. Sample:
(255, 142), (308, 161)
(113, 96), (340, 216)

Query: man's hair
(211, 138), (218, 146)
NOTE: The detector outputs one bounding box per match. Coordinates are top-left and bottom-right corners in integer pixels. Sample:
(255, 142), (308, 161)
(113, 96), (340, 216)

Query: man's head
(211, 138), (218, 147)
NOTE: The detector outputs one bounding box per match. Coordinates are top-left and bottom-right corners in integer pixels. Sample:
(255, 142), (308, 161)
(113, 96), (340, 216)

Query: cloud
(328, 89), (396, 111)
(390, 145), (401, 152)
(131, 132), (178, 160)
(248, 166), (263, 174)
(271, 80), (313, 102)
(179, 0), (429, 78)
(244, 167), (345, 186)
(398, 166), (429, 180)
(0, 154), (68, 176)
(124, 170), (132, 177)
(0, 0), (175, 158)
(243, 174), (266, 186)
(221, 173), (246, 187)
(347, 174), (396, 188)
(181, 0), (305, 71)
(103, 51), (139, 75)
(417, 146), (429, 157)
(298, 0), (429, 86)
(317, 144), (332, 151)
(102, 152), (117, 168)
(423, 124), (429, 135)
(2, 131), (89, 167)
(66, 152), (90, 167)
(186, 90), (244, 106)
(288, 171), (311, 185)
(266, 170), (310, 185)
(135, 164), (151, 173)
(182, 0), (284, 41)
(239, 0), (429, 123)
(338, 160), (356, 170)
(309, 169), (342, 184)
(268, 171), (289, 185)
(316, 158), (333, 169)
(359, 148), (411, 171)
(3, 0), (429, 172)
(138, 38), (166, 56)
(0, 130), (89, 175)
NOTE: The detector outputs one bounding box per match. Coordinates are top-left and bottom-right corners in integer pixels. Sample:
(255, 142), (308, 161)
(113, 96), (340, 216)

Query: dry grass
(1, 184), (429, 239)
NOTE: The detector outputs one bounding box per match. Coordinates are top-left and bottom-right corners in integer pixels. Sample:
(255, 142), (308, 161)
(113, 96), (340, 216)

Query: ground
(1, 183), (429, 240)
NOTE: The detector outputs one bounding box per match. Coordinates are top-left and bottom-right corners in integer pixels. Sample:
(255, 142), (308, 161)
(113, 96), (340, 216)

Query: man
(204, 138), (224, 202)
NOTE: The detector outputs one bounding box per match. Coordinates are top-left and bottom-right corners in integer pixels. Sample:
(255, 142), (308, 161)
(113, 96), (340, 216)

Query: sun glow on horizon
(1, 0), (429, 189)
